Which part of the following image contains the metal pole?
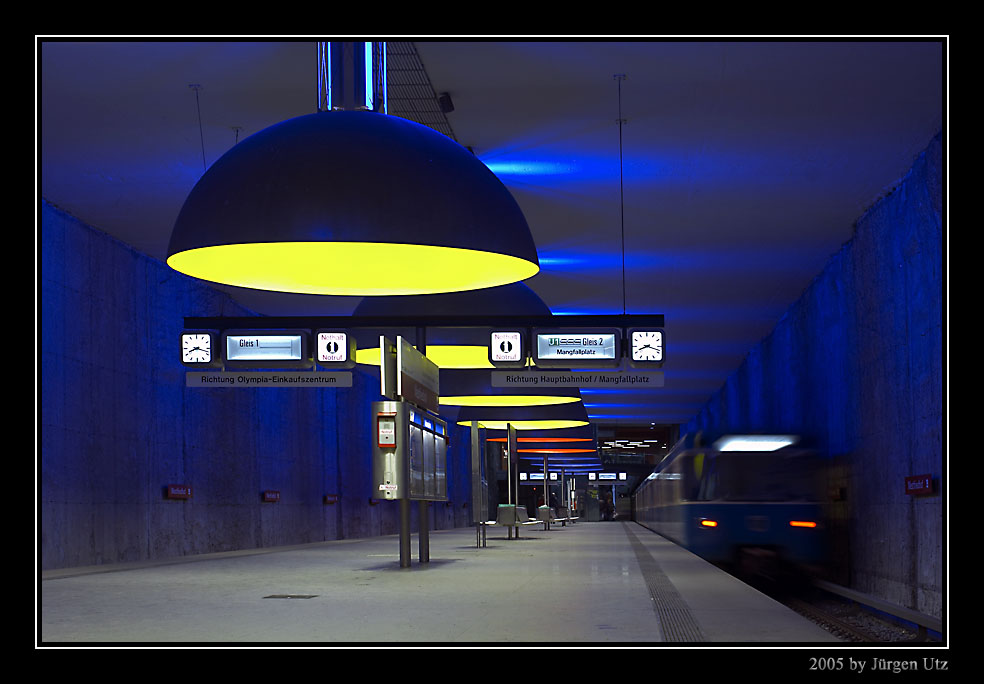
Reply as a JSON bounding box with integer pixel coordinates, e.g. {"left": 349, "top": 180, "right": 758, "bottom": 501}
{"left": 560, "top": 468, "right": 567, "bottom": 526}
{"left": 471, "top": 421, "right": 481, "bottom": 548}
{"left": 419, "top": 499, "right": 430, "bottom": 563}
{"left": 507, "top": 424, "right": 517, "bottom": 539}
{"left": 543, "top": 453, "right": 550, "bottom": 530}
{"left": 399, "top": 498, "right": 411, "bottom": 568}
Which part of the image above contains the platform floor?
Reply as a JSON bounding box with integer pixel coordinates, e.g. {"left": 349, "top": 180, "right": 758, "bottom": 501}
{"left": 39, "top": 521, "right": 840, "bottom": 645}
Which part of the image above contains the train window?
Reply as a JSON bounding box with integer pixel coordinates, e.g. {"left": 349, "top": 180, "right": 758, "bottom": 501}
{"left": 696, "top": 452, "right": 822, "bottom": 502}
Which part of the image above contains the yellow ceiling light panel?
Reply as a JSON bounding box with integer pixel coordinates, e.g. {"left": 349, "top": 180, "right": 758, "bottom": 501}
{"left": 456, "top": 419, "right": 589, "bottom": 431}
{"left": 355, "top": 345, "right": 494, "bottom": 369}
{"left": 166, "top": 243, "right": 539, "bottom": 297}
{"left": 440, "top": 395, "right": 580, "bottom": 407}
{"left": 356, "top": 347, "right": 382, "bottom": 366}
{"left": 423, "top": 345, "right": 494, "bottom": 369}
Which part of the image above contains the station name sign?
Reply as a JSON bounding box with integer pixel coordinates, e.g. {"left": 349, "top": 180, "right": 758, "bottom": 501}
{"left": 536, "top": 333, "right": 617, "bottom": 360}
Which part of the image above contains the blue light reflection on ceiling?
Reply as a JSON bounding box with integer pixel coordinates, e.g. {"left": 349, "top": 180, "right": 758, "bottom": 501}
{"left": 536, "top": 246, "right": 822, "bottom": 274}
{"left": 481, "top": 147, "right": 853, "bottom": 191}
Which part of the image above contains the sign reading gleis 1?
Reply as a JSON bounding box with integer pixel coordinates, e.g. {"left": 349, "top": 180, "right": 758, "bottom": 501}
{"left": 223, "top": 330, "right": 310, "bottom": 369}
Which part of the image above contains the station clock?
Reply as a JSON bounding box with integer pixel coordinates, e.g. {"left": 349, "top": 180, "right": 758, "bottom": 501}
{"left": 180, "top": 331, "right": 221, "bottom": 368}
{"left": 627, "top": 328, "right": 664, "bottom": 367}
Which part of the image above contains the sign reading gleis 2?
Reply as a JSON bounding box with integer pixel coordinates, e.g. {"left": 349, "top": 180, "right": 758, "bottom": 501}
{"left": 533, "top": 328, "right": 621, "bottom": 368}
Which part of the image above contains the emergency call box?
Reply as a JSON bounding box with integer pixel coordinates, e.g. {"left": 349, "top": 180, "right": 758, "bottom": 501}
{"left": 371, "top": 400, "right": 448, "bottom": 502}
{"left": 377, "top": 413, "right": 397, "bottom": 448}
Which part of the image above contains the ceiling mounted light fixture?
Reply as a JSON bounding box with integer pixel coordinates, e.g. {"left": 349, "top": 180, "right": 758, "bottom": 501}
{"left": 456, "top": 401, "right": 590, "bottom": 431}
{"left": 166, "top": 41, "right": 539, "bottom": 296}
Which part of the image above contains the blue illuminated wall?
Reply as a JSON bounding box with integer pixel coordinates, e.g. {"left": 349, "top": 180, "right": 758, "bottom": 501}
{"left": 683, "top": 133, "right": 944, "bottom": 618}
{"left": 40, "top": 200, "right": 473, "bottom": 569}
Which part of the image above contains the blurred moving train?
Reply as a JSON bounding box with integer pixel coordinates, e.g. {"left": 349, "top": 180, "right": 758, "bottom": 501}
{"left": 633, "top": 434, "right": 829, "bottom": 578}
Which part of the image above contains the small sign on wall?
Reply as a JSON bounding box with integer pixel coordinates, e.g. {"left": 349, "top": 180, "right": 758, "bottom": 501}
{"left": 262, "top": 490, "right": 281, "bottom": 503}
{"left": 165, "top": 484, "right": 193, "bottom": 499}
{"left": 904, "top": 474, "right": 934, "bottom": 496}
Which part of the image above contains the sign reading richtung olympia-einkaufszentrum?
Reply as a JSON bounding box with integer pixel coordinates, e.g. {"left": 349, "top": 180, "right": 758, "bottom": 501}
{"left": 186, "top": 372, "right": 353, "bottom": 387}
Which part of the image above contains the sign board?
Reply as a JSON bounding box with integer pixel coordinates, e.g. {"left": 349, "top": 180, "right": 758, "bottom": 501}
{"left": 489, "top": 330, "right": 526, "bottom": 368}
{"left": 533, "top": 329, "right": 620, "bottom": 367}
{"left": 905, "top": 474, "right": 934, "bottom": 496}
{"left": 491, "top": 370, "right": 663, "bottom": 388}
{"left": 165, "top": 484, "right": 193, "bottom": 499}
{"left": 315, "top": 330, "right": 356, "bottom": 368}
{"left": 396, "top": 336, "right": 440, "bottom": 413}
{"left": 186, "top": 372, "right": 352, "bottom": 387}
{"left": 222, "top": 330, "right": 311, "bottom": 369}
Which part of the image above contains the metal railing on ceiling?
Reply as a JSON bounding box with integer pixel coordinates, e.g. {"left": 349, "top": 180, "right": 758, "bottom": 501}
{"left": 385, "top": 42, "right": 457, "bottom": 142}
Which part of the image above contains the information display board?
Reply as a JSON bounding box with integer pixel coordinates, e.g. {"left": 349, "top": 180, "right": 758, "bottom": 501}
{"left": 532, "top": 328, "right": 621, "bottom": 368}
{"left": 396, "top": 336, "right": 440, "bottom": 413}
{"left": 221, "top": 329, "right": 312, "bottom": 369}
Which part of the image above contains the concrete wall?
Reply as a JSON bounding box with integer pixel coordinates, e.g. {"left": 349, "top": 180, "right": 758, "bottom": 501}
{"left": 40, "top": 200, "right": 474, "bottom": 570}
{"left": 684, "top": 132, "right": 944, "bottom": 619}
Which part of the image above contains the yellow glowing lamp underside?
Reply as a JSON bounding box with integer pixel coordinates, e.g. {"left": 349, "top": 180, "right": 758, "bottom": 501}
{"left": 166, "top": 242, "right": 539, "bottom": 296}
{"left": 440, "top": 395, "right": 580, "bottom": 407}
{"left": 354, "top": 347, "right": 575, "bottom": 407}
{"left": 457, "top": 419, "right": 589, "bottom": 431}
{"left": 357, "top": 345, "right": 536, "bottom": 370}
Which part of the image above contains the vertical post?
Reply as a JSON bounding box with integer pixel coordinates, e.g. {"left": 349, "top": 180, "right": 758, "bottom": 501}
{"left": 319, "top": 41, "right": 387, "bottom": 112}
{"left": 415, "top": 325, "right": 429, "bottom": 563}
{"left": 471, "top": 421, "right": 482, "bottom": 548}
{"left": 543, "top": 453, "right": 550, "bottom": 530}
{"left": 507, "top": 424, "right": 517, "bottom": 539}
{"left": 399, "top": 498, "right": 411, "bottom": 568}
{"left": 419, "top": 500, "right": 430, "bottom": 563}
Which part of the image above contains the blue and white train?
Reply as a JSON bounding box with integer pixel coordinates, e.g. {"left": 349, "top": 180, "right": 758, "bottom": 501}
{"left": 632, "top": 435, "right": 829, "bottom": 577}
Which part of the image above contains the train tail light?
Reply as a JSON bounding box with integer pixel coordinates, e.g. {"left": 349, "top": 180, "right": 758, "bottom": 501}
{"left": 789, "top": 520, "right": 818, "bottom": 528}
{"left": 698, "top": 518, "right": 718, "bottom": 528}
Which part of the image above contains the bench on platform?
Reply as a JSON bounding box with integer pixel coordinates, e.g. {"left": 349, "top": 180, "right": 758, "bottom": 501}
{"left": 484, "top": 504, "right": 541, "bottom": 537}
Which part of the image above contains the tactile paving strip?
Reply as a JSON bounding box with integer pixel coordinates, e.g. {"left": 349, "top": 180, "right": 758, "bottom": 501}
{"left": 622, "top": 523, "right": 707, "bottom": 642}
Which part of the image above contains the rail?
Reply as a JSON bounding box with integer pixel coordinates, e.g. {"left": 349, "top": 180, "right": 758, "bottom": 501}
{"left": 813, "top": 579, "right": 943, "bottom": 639}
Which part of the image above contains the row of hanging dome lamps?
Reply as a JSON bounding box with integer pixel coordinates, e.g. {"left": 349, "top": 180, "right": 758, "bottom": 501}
{"left": 165, "top": 42, "right": 598, "bottom": 473}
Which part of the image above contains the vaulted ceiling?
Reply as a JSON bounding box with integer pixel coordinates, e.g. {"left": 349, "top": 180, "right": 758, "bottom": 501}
{"left": 39, "top": 38, "right": 946, "bottom": 435}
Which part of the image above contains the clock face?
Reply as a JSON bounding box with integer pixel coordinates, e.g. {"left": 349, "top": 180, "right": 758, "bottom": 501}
{"left": 631, "top": 330, "right": 663, "bottom": 362}
{"left": 182, "top": 333, "right": 213, "bottom": 364}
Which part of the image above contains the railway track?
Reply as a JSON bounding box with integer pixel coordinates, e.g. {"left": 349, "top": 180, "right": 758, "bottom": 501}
{"left": 769, "top": 583, "right": 941, "bottom": 643}
{"left": 784, "top": 595, "right": 896, "bottom": 642}
{"left": 732, "top": 568, "right": 940, "bottom": 643}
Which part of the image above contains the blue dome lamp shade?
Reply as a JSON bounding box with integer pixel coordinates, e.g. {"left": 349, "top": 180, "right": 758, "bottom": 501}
{"left": 166, "top": 43, "right": 540, "bottom": 296}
